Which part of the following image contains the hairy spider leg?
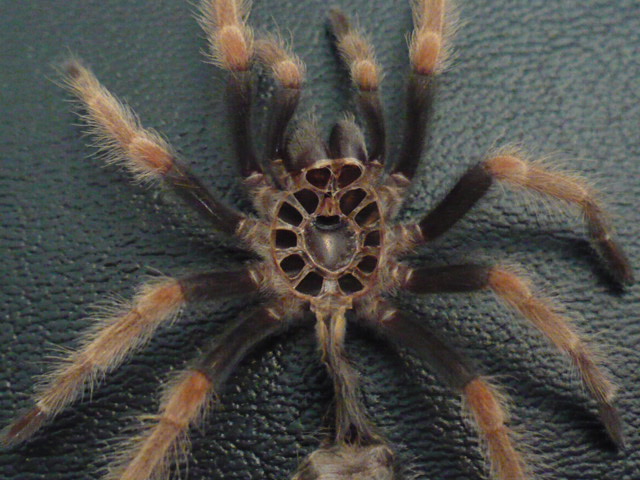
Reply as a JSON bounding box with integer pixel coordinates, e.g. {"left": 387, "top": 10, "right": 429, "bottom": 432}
{"left": 255, "top": 36, "right": 306, "bottom": 170}
{"left": 392, "top": 0, "right": 449, "bottom": 180}
{"left": 413, "top": 152, "right": 633, "bottom": 284}
{"left": 1, "top": 270, "right": 259, "bottom": 447}
{"left": 329, "top": 8, "right": 386, "bottom": 163}
{"left": 4, "top": 2, "right": 633, "bottom": 480}
{"left": 363, "top": 306, "right": 529, "bottom": 480}
{"left": 60, "top": 60, "right": 245, "bottom": 235}
{"left": 293, "top": 322, "right": 398, "bottom": 480}
{"left": 403, "top": 264, "right": 623, "bottom": 447}
{"left": 106, "top": 307, "right": 290, "bottom": 480}
{"left": 199, "top": 0, "right": 261, "bottom": 178}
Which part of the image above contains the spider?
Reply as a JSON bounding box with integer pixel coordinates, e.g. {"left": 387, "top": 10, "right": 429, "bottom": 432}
{"left": 2, "top": 0, "right": 634, "bottom": 479}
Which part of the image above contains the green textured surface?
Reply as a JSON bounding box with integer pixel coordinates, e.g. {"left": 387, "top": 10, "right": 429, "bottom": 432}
{"left": 1, "top": 1, "right": 639, "bottom": 479}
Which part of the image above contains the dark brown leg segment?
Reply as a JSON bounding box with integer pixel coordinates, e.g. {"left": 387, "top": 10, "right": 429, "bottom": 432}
{"left": 415, "top": 154, "right": 633, "bottom": 285}
{"left": 106, "top": 307, "right": 288, "bottom": 480}
{"left": 200, "top": 0, "right": 261, "bottom": 178}
{"left": 255, "top": 36, "right": 305, "bottom": 168}
{"left": 2, "top": 269, "right": 260, "bottom": 447}
{"left": 392, "top": 0, "right": 448, "bottom": 180}
{"left": 403, "top": 263, "right": 623, "bottom": 447}
{"left": 417, "top": 163, "right": 493, "bottom": 241}
{"left": 329, "top": 8, "right": 386, "bottom": 162}
{"left": 361, "top": 308, "right": 528, "bottom": 480}
{"left": 393, "top": 74, "right": 437, "bottom": 180}
{"left": 166, "top": 164, "right": 247, "bottom": 235}
{"left": 403, "top": 263, "right": 492, "bottom": 293}
{"left": 225, "top": 72, "right": 260, "bottom": 177}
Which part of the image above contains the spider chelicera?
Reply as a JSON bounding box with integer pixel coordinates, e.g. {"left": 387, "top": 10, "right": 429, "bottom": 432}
{"left": 3, "top": 1, "right": 633, "bottom": 479}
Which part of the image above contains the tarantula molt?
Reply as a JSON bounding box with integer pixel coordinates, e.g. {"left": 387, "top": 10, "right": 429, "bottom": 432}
{"left": 3, "top": 1, "right": 634, "bottom": 480}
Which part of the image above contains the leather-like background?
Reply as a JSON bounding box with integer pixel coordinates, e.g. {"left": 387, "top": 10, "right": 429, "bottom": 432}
{"left": 1, "top": 1, "right": 639, "bottom": 479}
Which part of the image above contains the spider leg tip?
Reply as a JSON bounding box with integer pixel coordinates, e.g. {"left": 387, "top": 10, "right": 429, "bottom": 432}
{"left": 327, "top": 7, "right": 350, "bottom": 35}
{"left": 602, "top": 247, "right": 634, "bottom": 286}
{"left": 604, "top": 266, "right": 634, "bottom": 291}
{"left": 59, "top": 58, "right": 84, "bottom": 79}
{"left": 1, "top": 406, "right": 48, "bottom": 448}
{"left": 617, "top": 267, "right": 634, "bottom": 287}
{"left": 598, "top": 403, "right": 625, "bottom": 450}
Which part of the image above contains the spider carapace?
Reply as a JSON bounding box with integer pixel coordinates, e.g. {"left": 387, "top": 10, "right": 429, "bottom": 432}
{"left": 3, "top": 0, "right": 633, "bottom": 480}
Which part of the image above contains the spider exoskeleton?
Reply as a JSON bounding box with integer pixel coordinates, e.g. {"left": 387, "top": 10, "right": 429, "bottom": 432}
{"left": 2, "top": 1, "right": 633, "bottom": 480}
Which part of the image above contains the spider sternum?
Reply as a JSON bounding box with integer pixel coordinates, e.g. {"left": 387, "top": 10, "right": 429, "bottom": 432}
{"left": 267, "top": 158, "right": 385, "bottom": 300}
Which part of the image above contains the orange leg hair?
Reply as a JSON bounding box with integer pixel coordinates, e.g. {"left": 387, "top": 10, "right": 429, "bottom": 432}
{"left": 403, "top": 263, "right": 624, "bottom": 447}
{"left": 107, "top": 370, "right": 214, "bottom": 480}
{"left": 106, "top": 307, "right": 287, "bottom": 480}
{"left": 62, "top": 60, "right": 177, "bottom": 183}
{"left": 255, "top": 35, "right": 305, "bottom": 91}
{"left": 2, "top": 278, "right": 185, "bottom": 447}
{"left": 329, "top": 7, "right": 386, "bottom": 161}
{"left": 464, "top": 379, "right": 528, "bottom": 480}
{"left": 392, "top": 0, "right": 451, "bottom": 179}
{"left": 487, "top": 266, "right": 622, "bottom": 446}
{"left": 416, "top": 152, "right": 633, "bottom": 285}
{"left": 329, "top": 8, "right": 381, "bottom": 93}
{"left": 484, "top": 153, "right": 633, "bottom": 284}
{"left": 409, "top": 0, "right": 448, "bottom": 75}
{"left": 363, "top": 306, "right": 529, "bottom": 480}
{"left": 2, "top": 270, "right": 260, "bottom": 447}
{"left": 199, "top": 0, "right": 253, "bottom": 74}
{"left": 255, "top": 35, "right": 306, "bottom": 169}
{"left": 62, "top": 60, "right": 245, "bottom": 234}
{"left": 199, "top": 0, "right": 265, "bottom": 177}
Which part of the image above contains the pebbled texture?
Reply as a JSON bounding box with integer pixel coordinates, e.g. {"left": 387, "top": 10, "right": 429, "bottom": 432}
{"left": 1, "top": 1, "right": 639, "bottom": 479}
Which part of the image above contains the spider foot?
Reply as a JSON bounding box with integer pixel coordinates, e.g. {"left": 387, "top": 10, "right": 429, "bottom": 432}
{"left": 1, "top": 405, "right": 48, "bottom": 448}
{"left": 599, "top": 403, "right": 625, "bottom": 450}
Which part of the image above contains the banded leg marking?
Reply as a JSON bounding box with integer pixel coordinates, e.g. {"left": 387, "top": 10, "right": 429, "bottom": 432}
{"left": 329, "top": 8, "right": 386, "bottom": 162}
{"left": 362, "top": 307, "right": 529, "bottom": 480}
{"left": 106, "top": 307, "right": 288, "bottom": 480}
{"left": 404, "top": 263, "right": 623, "bottom": 447}
{"left": 200, "top": 0, "right": 261, "bottom": 177}
{"left": 2, "top": 269, "right": 259, "bottom": 447}
{"left": 414, "top": 154, "right": 632, "bottom": 284}
{"left": 393, "top": 0, "right": 450, "bottom": 180}
{"left": 62, "top": 60, "right": 245, "bottom": 235}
